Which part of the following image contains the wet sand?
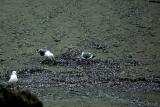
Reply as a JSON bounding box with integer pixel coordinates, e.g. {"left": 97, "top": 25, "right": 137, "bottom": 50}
{"left": 0, "top": 0, "right": 160, "bottom": 107}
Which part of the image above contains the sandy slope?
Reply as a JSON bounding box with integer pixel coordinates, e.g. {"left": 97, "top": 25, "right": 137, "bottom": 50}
{"left": 0, "top": 0, "right": 160, "bottom": 71}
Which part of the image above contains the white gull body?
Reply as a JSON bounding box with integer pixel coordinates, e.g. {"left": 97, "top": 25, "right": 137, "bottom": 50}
{"left": 37, "top": 49, "right": 54, "bottom": 60}
{"left": 8, "top": 71, "right": 18, "bottom": 84}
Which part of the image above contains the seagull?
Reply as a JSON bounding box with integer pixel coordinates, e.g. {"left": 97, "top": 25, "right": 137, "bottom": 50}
{"left": 37, "top": 48, "right": 54, "bottom": 61}
{"left": 80, "top": 51, "right": 95, "bottom": 60}
{"left": 8, "top": 71, "right": 18, "bottom": 90}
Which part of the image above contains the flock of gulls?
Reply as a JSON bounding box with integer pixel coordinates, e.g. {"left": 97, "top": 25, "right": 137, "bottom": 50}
{"left": 7, "top": 48, "right": 95, "bottom": 90}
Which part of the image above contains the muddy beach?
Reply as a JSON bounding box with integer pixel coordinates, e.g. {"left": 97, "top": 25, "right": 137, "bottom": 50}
{"left": 0, "top": 0, "right": 160, "bottom": 107}
{"left": 1, "top": 48, "right": 160, "bottom": 106}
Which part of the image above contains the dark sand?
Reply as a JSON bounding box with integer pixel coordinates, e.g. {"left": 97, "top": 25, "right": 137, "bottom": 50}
{"left": 0, "top": 0, "right": 160, "bottom": 107}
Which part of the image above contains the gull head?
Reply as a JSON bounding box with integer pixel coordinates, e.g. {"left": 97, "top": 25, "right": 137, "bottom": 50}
{"left": 12, "top": 71, "right": 17, "bottom": 75}
{"left": 37, "top": 48, "right": 47, "bottom": 56}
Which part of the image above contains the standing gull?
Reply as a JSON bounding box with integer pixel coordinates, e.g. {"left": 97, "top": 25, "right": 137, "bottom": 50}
{"left": 8, "top": 71, "right": 18, "bottom": 90}
{"left": 80, "top": 51, "right": 95, "bottom": 60}
{"left": 37, "top": 48, "right": 54, "bottom": 61}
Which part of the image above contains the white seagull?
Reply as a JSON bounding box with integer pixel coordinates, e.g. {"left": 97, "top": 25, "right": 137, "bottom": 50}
{"left": 80, "top": 51, "right": 95, "bottom": 60}
{"left": 37, "top": 48, "right": 54, "bottom": 60}
{"left": 8, "top": 71, "right": 18, "bottom": 90}
{"left": 8, "top": 71, "right": 18, "bottom": 83}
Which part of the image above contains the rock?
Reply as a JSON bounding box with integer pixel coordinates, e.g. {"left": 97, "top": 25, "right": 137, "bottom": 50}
{"left": 54, "top": 39, "right": 61, "bottom": 42}
{"left": 0, "top": 59, "right": 5, "bottom": 62}
{"left": 112, "top": 43, "right": 120, "bottom": 47}
{"left": 127, "top": 54, "right": 133, "bottom": 58}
